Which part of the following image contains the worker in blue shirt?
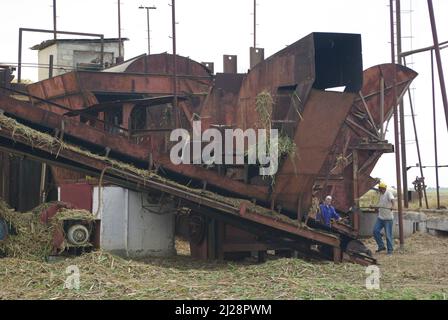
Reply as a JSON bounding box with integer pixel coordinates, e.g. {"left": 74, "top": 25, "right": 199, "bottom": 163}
{"left": 316, "top": 195, "right": 341, "bottom": 227}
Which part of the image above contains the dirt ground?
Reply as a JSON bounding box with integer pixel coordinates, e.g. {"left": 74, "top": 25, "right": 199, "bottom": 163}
{"left": 0, "top": 232, "right": 447, "bottom": 300}
{"left": 363, "top": 233, "right": 448, "bottom": 297}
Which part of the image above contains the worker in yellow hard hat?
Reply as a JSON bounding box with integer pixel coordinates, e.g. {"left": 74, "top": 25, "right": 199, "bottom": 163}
{"left": 371, "top": 182, "right": 395, "bottom": 255}
{"left": 378, "top": 182, "right": 387, "bottom": 189}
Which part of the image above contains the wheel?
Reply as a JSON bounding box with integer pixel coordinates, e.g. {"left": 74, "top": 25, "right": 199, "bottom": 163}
{"left": 66, "top": 224, "right": 90, "bottom": 246}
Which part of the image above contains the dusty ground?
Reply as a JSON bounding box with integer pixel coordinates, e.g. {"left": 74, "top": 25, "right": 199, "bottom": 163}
{"left": 0, "top": 233, "right": 447, "bottom": 300}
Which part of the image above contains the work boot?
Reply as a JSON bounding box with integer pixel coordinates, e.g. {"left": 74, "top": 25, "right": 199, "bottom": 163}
{"left": 375, "top": 247, "right": 386, "bottom": 253}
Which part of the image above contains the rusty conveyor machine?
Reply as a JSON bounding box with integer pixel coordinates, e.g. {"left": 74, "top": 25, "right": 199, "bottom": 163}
{"left": 0, "top": 92, "right": 372, "bottom": 265}
{"left": 0, "top": 32, "right": 418, "bottom": 265}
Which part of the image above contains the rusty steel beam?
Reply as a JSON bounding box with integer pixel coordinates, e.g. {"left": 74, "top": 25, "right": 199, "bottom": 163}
{"left": 0, "top": 94, "right": 148, "bottom": 162}
{"left": 390, "top": 0, "right": 405, "bottom": 247}
{"left": 239, "top": 203, "right": 340, "bottom": 247}
{"left": 171, "top": 0, "right": 179, "bottom": 128}
{"left": 28, "top": 71, "right": 211, "bottom": 98}
{"left": 332, "top": 221, "right": 358, "bottom": 238}
{"left": 157, "top": 155, "right": 270, "bottom": 202}
{"left": 402, "top": 56, "right": 429, "bottom": 209}
{"left": 253, "top": 0, "right": 257, "bottom": 48}
{"left": 400, "top": 40, "right": 448, "bottom": 58}
{"left": 358, "top": 91, "right": 380, "bottom": 136}
{"left": 2, "top": 86, "right": 128, "bottom": 133}
{"left": 396, "top": 0, "right": 409, "bottom": 208}
{"left": 431, "top": 50, "right": 441, "bottom": 209}
{"left": 427, "top": 0, "right": 448, "bottom": 134}
{"left": 345, "top": 118, "right": 382, "bottom": 141}
{"left": 380, "top": 77, "right": 385, "bottom": 139}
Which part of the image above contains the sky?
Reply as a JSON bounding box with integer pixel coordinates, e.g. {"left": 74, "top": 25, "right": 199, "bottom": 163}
{"left": 0, "top": 0, "right": 447, "bottom": 188}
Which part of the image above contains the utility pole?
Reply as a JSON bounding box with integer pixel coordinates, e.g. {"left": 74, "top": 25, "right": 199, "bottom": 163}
{"left": 396, "top": 0, "right": 409, "bottom": 208}
{"left": 139, "top": 5, "right": 157, "bottom": 55}
{"left": 171, "top": 0, "right": 178, "bottom": 122}
{"left": 118, "top": 0, "right": 122, "bottom": 59}
{"left": 390, "top": 0, "right": 404, "bottom": 248}
{"left": 253, "top": 0, "right": 256, "bottom": 48}
{"left": 53, "top": 0, "right": 57, "bottom": 40}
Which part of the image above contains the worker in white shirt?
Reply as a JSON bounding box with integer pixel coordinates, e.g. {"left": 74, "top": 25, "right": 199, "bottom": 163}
{"left": 371, "top": 182, "right": 395, "bottom": 255}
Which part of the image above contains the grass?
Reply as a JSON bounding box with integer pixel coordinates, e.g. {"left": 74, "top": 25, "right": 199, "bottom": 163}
{"left": 0, "top": 233, "right": 447, "bottom": 300}
{"left": 254, "top": 90, "right": 297, "bottom": 158}
{"left": 360, "top": 189, "right": 448, "bottom": 210}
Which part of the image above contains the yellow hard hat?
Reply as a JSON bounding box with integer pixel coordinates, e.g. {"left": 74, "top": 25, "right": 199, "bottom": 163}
{"left": 378, "top": 182, "right": 387, "bottom": 189}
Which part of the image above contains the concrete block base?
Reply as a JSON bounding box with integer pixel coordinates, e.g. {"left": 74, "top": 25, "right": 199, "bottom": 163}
{"left": 93, "top": 186, "right": 176, "bottom": 259}
{"left": 359, "top": 211, "right": 416, "bottom": 238}
{"left": 426, "top": 218, "right": 448, "bottom": 233}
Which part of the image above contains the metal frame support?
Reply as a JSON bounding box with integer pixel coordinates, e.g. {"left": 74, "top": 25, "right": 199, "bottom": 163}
{"left": 390, "top": 0, "right": 405, "bottom": 248}
{"left": 17, "top": 28, "right": 105, "bottom": 83}
{"left": 396, "top": 0, "right": 409, "bottom": 208}
{"left": 427, "top": 0, "right": 448, "bottom": 134}
{"left": 48, "top": 55, "right": 54, "bottom": 78}
{"left": 380, "top": 77, "right": 385, "bottom": 139}
{"left": 431, "top": 50, "right": 441, "bottom": 209}
{"left": 253, "top": 0, "right": 257, "bottom": 48}
{"left": 403, "top": 55, "right": 429, "bottom": 209}
{"left": 171, "top": 0, "right": 178, "bottom": 126}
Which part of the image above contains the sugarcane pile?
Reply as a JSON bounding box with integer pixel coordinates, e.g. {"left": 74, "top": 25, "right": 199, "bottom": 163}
{"left": 0, "top": 199, "right": 95, "bottom": 261}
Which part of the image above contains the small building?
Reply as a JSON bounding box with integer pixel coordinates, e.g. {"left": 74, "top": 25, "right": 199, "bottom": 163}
{"left": 31, "top": 38, "right": 127, "bottom": 81}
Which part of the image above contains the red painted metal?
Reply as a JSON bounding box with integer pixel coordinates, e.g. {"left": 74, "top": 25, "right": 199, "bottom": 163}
{"left": 59, "top": 183, "right": 94, "bottom": 211}
{"left": 40, "top": 202, "right": 75, "bottom": 224}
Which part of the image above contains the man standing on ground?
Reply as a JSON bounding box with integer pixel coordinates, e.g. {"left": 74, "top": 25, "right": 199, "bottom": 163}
{"left": 372, "top": 182, "right": 395, "bottom": 255}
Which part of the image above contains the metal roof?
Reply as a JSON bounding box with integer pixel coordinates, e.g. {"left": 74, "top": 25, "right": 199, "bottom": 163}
{"left": 30, "top": 38, "right": 129, "bottom": 50}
